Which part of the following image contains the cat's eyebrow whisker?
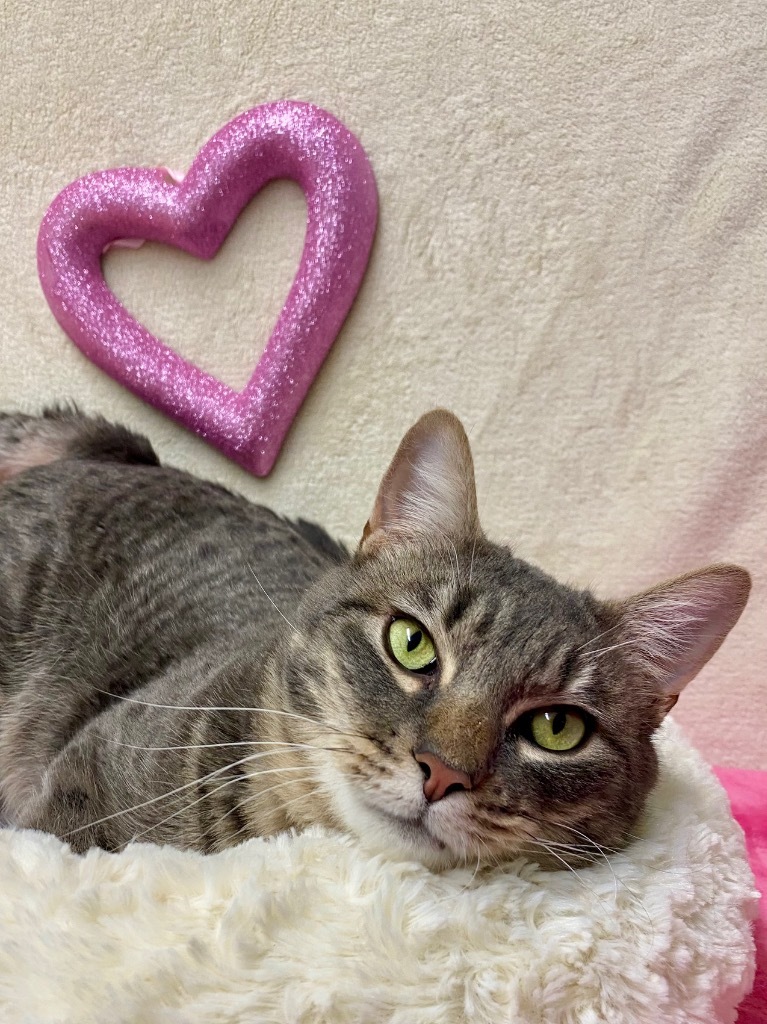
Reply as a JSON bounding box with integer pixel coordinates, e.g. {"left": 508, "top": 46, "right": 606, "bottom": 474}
{"left": 447, "top": 537, "right": 461, "bottom": 591}
{"left": 584, "top": 638, "right": 642, "bottom": 660}
{"left": 575, "top": 622, "right": 624, "bottom": 653}
{"left": 468, "top": 536, "right": 477, "bottom": 589}
{"left": 247, "top": 563, "right": 299, "bottom": 634}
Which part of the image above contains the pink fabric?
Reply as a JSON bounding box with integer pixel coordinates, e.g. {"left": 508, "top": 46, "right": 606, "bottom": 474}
{"left": 714, "top": 767, "right": 767, "bottom": 1024}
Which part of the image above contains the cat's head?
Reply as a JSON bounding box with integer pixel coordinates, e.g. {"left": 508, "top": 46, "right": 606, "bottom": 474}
{"left": 287, "top": 410, "right": 750, "bottom": 869}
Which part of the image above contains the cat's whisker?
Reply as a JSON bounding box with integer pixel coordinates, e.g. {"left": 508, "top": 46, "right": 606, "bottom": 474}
{"left": 531, "top": 837, "right": 623, "bottom": 857}
{"left": 107, "top": 738, "right": 354, "bottom": 755}
{"left": 222, "top": 784, "right": 322, "bottom": 847}
{"left": 121, "top": 771, "right": 315, "bottom": 850}
{"left": 522, "top": 839, "right": 605, "bottom": 902}
{"left": 613, "top": 828, "right": 647, "bottom": 844}
{"left": 61, "top": 749, "right": 305, "bottom": 839}
{"left": 261, "top": 782, "right": 322, "bottom": 821}
{"left": 542, "top": 838, "right": 656, "bottom": 937}
{"left": 484, "top": 832, "right": 510, "bottom": 866}
{"left": 202, "top": 782, "right": 320, "bottom": 851}
{"left": 247, "top": 563, "right": 299, "bottom": 634}
{"left": 466, "top": 835, "right": 492, "bottom": 879}
{"left": 434, "top": 842, "right": 484, "bottom": 906}
{"left": 195, "top": 775, "right": 314, "bottom": 844}
{"left": 97, "top": 690, "right": 366, "bottom": 739}
{"left": 469, "top": 816, "right": 532, "bottom": 868}
{"left": 538, "top": 837, "right": 620, "bottom": 898}
{"left": 514, "top": 811, "right": 622, "bottom": 896}
{"left": 546, "top": 819, "right": 622, "bottom": 855}
{"left": 520, "top": 816, "right": 656, "bottom": 930}
{"left": 473, "top": 834, "right": 503, "bottom": 871}
{"left": 97, "top": 689, "right": 316, "bottom": 720}
{"left": 519, "top": 813, "right": 619, "bottom": 878}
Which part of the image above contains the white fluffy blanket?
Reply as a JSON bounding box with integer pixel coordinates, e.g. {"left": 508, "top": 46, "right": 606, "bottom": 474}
{"left": 0, "top": 723, "right": 756, "bottom": 1024}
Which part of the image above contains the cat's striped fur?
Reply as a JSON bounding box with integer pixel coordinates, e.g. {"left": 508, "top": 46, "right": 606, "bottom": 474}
{"left": 0, "top": 408, "right": 750, "bottom": 869}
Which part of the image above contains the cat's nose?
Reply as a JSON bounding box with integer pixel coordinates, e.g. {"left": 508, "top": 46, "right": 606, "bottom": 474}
{"left": 414, "top": 750, "right": 473, "bottom": 803}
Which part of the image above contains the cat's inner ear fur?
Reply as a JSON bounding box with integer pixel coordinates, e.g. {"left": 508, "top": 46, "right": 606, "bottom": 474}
{"left": 360, "top": 409, "right": 482, "bottom": 553}
{"left": 610, "top": 564, "right": 751, "bottom": 713}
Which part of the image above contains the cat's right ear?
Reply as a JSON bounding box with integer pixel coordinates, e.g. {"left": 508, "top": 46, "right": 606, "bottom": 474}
{"left": 359, "top": 409, "right": 482, "bottom": 554}
{"left": 609, "top": 563, "right": 751, "bottom": 714}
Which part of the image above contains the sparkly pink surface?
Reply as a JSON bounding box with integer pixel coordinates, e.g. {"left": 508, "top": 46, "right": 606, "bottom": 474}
{"left": 714, "top": 767, "right": 767, "bottom": 1024}
{"left": 37, "top": 102, "right": 378, "bottom": 475}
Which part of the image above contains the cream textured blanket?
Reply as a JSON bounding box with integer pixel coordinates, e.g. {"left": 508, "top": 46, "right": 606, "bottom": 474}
{"left": 0, "top": 724, "right": 757, "bottom": 1024}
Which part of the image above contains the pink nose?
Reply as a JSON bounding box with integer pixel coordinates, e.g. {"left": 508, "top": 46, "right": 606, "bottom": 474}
{"left": 414, "top": 750, "right": 473, "bottom": 803}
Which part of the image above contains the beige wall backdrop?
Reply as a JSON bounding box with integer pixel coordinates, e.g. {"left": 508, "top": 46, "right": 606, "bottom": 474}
{"left": 1, "top": 1, "right": 765, "bottom": 768}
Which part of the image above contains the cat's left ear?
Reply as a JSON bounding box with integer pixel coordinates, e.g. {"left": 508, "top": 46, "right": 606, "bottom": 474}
{"left": 610, "top": 564, "right": 751, "bottom": 713}
{"left": 359, "top": 409, "right": 482, "bottom": 553}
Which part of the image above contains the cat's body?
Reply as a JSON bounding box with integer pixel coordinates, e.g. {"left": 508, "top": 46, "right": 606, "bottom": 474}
{"left": 0, "top": 408, "right": 751, "bottom": 869}
{"left": 0, "top": 438, "right": 344, "bottom": 852}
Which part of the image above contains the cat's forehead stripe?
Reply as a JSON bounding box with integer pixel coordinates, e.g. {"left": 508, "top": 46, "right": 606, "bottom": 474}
{"left": 560, "top": 660, "right": 596, "bottom": 698}
{"left": 442, "top": 590, "right": 472, "bottom": 630}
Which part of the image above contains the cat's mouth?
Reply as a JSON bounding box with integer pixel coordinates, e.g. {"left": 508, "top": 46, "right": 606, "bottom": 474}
{"left": 377, "top": 806, "right": 449, "bottom": 852}
{"left": 381, "top": 807, "right": 437, "bottom": 836}
{"left": 357, "top": 796, "right": 465, "bottom": 860}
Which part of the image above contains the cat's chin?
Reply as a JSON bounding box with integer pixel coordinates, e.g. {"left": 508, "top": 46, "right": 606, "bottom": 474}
{"left": 361, "top": 810, "right": 465, "bottom": 871}
{"left": 373, "top": 808, "right": 458, "bottom": 867}
{"left": 331, "top": 782, "right": 478, "bottom": 871}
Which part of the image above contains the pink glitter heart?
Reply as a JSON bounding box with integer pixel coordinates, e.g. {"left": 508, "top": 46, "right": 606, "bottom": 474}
{"left": 37, "top": 102, "right": 378, "bottom": 475}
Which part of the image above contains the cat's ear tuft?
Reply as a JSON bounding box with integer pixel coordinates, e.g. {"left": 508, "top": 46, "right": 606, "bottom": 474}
{"left": 360, "top": 409, "right": 482, "bottom": 553}
{"left": 612, "top": 564, "right": 751, "bottom": 711}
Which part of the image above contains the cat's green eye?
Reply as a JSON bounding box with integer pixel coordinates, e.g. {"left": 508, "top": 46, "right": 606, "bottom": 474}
{"left": 387, "top": 617, "right": 437, "bottom": 673}
{"left": 529, "top": 707, "right": 587, "bottom": 752}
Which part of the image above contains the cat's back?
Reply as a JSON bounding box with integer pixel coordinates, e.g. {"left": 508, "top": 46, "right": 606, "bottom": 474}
{"left": 0, "top": 412, "right": 347, "bottom": 676}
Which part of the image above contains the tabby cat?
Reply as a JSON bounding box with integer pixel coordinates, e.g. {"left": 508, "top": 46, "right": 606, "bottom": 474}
{"left": 0, "top": 407, "right": 750, "bottom": 870}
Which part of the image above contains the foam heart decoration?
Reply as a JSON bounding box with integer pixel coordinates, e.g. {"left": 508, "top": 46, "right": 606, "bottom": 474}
{"left": 37, "top": 102, "right": 378, "bottom": 475}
